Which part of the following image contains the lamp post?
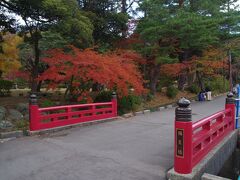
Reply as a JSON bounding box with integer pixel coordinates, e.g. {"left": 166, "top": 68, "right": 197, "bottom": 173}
{"left": 228, "top": 49, "right": 233, "bottom": 91}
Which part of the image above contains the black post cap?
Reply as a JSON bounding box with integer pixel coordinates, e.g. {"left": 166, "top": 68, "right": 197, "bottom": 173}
{"left": 176, "top": 97, "right": 192, "bottom": 122}
{"left": 29, "top": 94, "right": 38, "bottom": 105}
{"left": 226, "top": 92, "right": 235, "bottom": 104}
{"left": 227, "top": 92, "right": 233, "bottom": 98}
{"left": 177, "top": 97, "right": 191, "bottom": 108}
{"left": 112, "top": 92, "right": 117, "bottom": 99}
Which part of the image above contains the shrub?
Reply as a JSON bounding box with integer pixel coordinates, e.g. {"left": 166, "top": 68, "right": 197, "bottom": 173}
{"left": 187, "top": 84, "right": 200, "bottom": 94}
{"left": 118, "top": 95, "right": 142, "bottom": 114}
{"left": 205, "top": 86, "right": 211, "bottom": 92}
{"left": 205, "top": 77, "right": 229, "bottom": 93}
{"left": 94, "top": 91, "right": 113, "bottom": 102}
{"left": 166, "top": 86, "right": 178, "bottom": 98}
{"left": 15, "top": 78, "right": 28, "bottom": 89}
{"left": 144, "top": 92, "right": 154, "bottom": 101}
{"left": 41, "top": 99, "right": 55, "bottom": 107}
{"left": 0, "top": 79, "right": 13, "bottom": 96}
{"left": 158, "top": 77, "right": 174, "bottom": 87}
{"left": 15, "top": 120, "right": 29, "bottom": 131}
{"left": 156, "top": 84, "right": 162, "bottom": 92}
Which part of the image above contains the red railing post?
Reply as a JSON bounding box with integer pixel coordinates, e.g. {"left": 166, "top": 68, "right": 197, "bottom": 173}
{"left": 174, "top": 97, "right": 193, "bottom": 174}
{"left": 225, "top": 92, "right": 235, "bottom": 130}
{"left": 29, "top": 94, "right": 40, "bottom": 131}
{"left": 112, "top": 92, "right": 117, "bottom": 117}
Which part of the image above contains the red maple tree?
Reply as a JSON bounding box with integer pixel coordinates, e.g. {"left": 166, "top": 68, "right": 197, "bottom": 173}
{"left": 39, "top": 46, "right": 146, "bottom": 101}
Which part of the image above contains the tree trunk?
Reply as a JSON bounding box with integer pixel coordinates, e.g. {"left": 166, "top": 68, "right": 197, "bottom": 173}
{"left": 187, "top": 72, "right": 196, "bottom": 86}
{"left": 121, "top": 0, "right": 126, "bottom": 13}
{"left": 31, "top": 66, "right": 39, "bottom": 93}
{"left": 37, "top": 80, "right": 42, "bottom": 92}
{"left": 228, "top": 49, "right": 232, "bottom": 91}
{"left": 179, "top": 0, "right": 184, "bottom": 7}
{"left": 121, "top": 0, "right": 127, "bottom": 38}
{"left": 31, "top": 31, "right": 40, "bottom": 93}
{"left": 149, "top": 64, "right": 160, "bottom": 95}
{"left": 64, "top": 75, "right": 74, "bottom": 101}
{"left": 178, "top": 50, "right": 192, "bottom": 90}
{"left": 178, "top": 73, "right": 187, "bottom": 90}
{"left": 196, "top": 70, "right": 204, "bottom": 91}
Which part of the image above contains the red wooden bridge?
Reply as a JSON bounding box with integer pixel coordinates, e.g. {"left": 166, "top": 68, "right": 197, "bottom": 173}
{"left": 0, "top": 93, "right": 238, "bottom": 180}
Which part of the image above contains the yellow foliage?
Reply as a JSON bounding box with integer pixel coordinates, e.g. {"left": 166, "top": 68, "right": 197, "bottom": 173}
{"left": 0, "top": 32, "right": 23, "bottom": 75}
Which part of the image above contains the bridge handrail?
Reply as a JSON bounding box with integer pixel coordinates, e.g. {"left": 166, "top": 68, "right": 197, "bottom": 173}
{"left": 191, "top": 108, "right": 233, "bottom": 167}
{"left": 236, "top": 84, "right": 240, "bottom": 128}
{"left": 29, "top": 94, "right": 118, "bottom": 131}
{"left": 39, "top": 102, "right": 112, "bottom": 111}
{"left": 192, "top": 109, "right": 230, "bottom": 130}
{"left": 174, "top": 94, "right": 235, "bottom": 174}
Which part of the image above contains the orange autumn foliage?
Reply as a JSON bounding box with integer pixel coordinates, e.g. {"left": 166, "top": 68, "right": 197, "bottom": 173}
{"left": 193, "top": 48, "right": 228, "bottom": 76}
{"left": 116, "top": 33, "right": 144, "bottom": 50}
{"left": 161, "top": 63, "right": 186, "bottom": 77}
{"left": 39, "top": 46, "right": 146, "bottom": 100}
{"left": 161, "top": 48, "right": 228, "bottom": 78}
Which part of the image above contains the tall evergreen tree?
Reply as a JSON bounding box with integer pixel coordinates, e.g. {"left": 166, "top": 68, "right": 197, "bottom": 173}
{"left": 78, "top": 0, "right": 128, "bottom": 46}
{"left": 136, "top": 0, "right": 240, "bottom": 93}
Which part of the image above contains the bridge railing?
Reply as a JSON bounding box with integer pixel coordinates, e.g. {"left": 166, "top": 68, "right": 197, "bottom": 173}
{"left": 235, "top": 84, "right": 240, "bottom": 129}
{"left": 174, "top": 93, "right": 235, "bottom": 174}
{"left": 29, "top": 93, "right": 117, "bottom": 131}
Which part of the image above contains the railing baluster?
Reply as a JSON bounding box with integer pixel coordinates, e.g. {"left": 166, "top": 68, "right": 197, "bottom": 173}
{"left": 67, "top": 107, "right": 71, "bottom": 120}
{"left": 92, "top": 104, "right": 95, "bottom": 116}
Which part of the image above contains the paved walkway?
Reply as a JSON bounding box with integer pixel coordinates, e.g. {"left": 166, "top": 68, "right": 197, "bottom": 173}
{"left": 0, "top": 96, "right": 226, "bottom": 180}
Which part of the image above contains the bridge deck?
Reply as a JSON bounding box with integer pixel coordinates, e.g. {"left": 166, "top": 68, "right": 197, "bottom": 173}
{"left": 0, "top": 96, "right": 226, "bottom": 180}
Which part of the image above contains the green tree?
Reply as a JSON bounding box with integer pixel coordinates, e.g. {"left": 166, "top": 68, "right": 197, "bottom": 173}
{"left": 218, "top": 0, "right": 240, "bottom": 89}
{"left": 18, "top": 31, "right": 68, "bottom": 90}
{"left": 0, "top": 0, "right": 93, "bottom": 92}
{"left": 78, "top": 0, "right": 128, "bottom": 46}
{"left": 136, "top": 0, "right": 240, "bottom": 93}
